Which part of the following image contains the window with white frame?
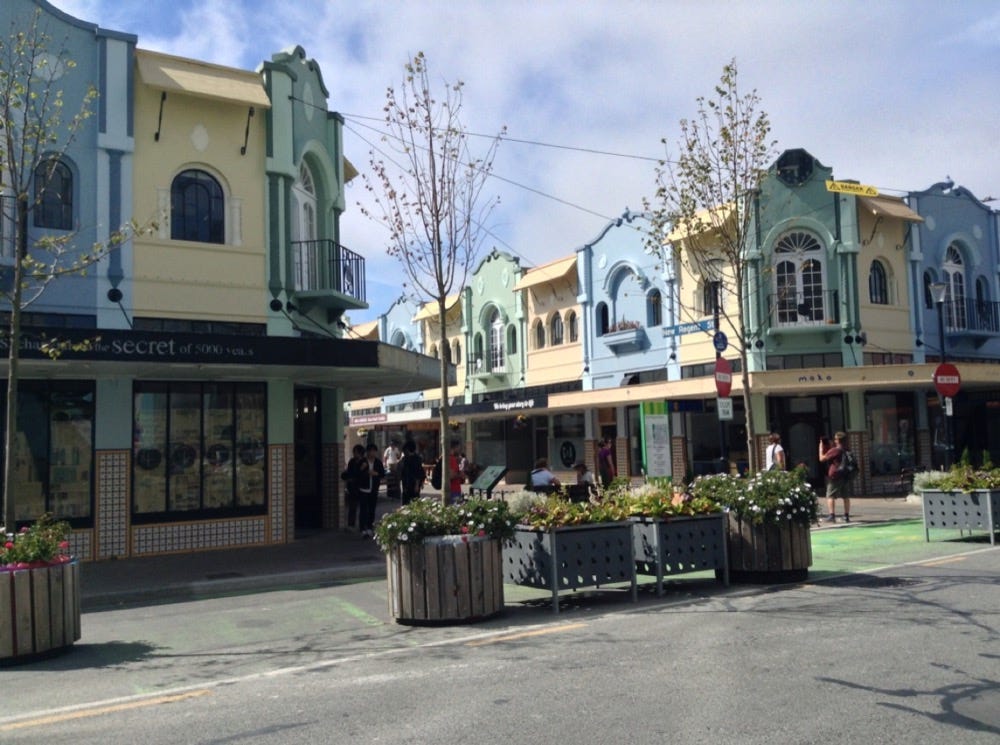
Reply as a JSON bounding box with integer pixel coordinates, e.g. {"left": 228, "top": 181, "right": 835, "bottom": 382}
{"left": 489, "top": 310, "right": 505, "bottom": 372}
{"left": 942, "top": 243, "right": 966, "bottom": 329}
{"left": 773, "top": 230, "right": 826, "bottom": 325}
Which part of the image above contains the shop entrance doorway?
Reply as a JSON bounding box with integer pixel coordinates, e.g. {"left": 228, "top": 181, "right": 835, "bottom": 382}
{"left": 294, "top": 388, "right": 322, "bottom": 530}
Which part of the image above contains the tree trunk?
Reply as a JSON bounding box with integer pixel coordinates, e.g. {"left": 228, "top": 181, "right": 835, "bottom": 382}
{"left": 3, "top": 199, "right": 28, "bottom": 529}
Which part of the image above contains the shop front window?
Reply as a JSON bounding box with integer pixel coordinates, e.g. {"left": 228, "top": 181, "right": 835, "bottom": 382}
{"left": 133, "top": 381, "right": 266, "bottom": 520}
{"left": 4, "top": 382, "right": 94, "bottom": 524}
{"left": 866, "top": 393, "right": 914, "bottom": 475}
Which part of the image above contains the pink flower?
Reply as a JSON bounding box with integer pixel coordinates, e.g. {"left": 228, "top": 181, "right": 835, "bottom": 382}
{"left": 477, "top": 529, "right": 486, "bottom": 537}
{"left": 4, "top": 541, "right": 12, "bottom": 550}
{"left": 59, "top": 541, "right": 69, "bottom": 549}
{"left": 460, "top": 525, "right": 469, "bottom": 534}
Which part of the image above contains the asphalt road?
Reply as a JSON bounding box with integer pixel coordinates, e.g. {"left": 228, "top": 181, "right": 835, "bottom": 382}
{"left": 2, "top": 538, "right": 998, "bottom": 744}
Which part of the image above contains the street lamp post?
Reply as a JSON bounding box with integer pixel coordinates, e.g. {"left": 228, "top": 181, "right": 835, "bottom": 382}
{"left": 929, "top": 282, "right": 952, "bottom": 469}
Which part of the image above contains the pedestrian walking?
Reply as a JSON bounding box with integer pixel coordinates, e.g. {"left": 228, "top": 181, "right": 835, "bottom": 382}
{"left": 765, "top": 432, "right": 786, "bottom": 471}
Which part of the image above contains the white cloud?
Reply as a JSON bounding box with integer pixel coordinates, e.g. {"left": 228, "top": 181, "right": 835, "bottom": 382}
{"left": 49, "top": 0, "right": 1000, "bottom": 322}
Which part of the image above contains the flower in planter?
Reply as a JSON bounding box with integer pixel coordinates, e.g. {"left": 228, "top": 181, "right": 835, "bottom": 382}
{"left": 688, "top": 468, "right": 818, "bottom": 525}
{"left": 374, "top": 496, "right": 516, "bottom": 550}
{"left": 623, "top": 481, "right": 720, "bottom": 519}
{"left": 512, "top": 493, "right": 633, "bottom": 530}
{"left": 1, "top": 513, "right": 72, "bottom": 570}
{"left": 608, "top": 319, "right": 642, "bottom": 332}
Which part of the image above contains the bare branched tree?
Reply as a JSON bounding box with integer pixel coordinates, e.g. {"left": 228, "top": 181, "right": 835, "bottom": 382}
{"left": 646, "top": 59, "right": 777, "bottom": 473}
{"left": 360, "top": 52, "right": 504, "bottom": 501}
{"left": 1, "top": 9, "right": 143, "bottom": 528}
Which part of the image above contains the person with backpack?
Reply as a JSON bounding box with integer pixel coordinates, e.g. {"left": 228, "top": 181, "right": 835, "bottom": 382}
{"left": 819, "top": 431, "right": 854, "bottom": 523}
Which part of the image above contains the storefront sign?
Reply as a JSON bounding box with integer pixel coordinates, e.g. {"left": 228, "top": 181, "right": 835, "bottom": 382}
{"left": 450, "top": 394, "right": 548, "bottom": 416}
{"left": 8, "top": 327, "right": 379, "bottom": 368}
{"left": 350, "top": 414, "right": 388, "bottom": 426}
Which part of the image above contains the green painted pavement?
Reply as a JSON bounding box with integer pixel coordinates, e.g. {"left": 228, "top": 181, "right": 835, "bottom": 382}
{"left": 808, "top": 519, "right": 995, "bottom": 580}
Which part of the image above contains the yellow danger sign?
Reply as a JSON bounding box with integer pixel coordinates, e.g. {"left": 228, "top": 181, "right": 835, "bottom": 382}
{"left": 825, "top": 180, "right": 879, "bottom": 197}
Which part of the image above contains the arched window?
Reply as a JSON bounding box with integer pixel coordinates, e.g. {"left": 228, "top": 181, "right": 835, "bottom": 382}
{"left": 923, "top": 271, "right": 934, "bottom": 310}
{"left": 34, "top": 158, "right": 73, "bottom": 230}
{"left": 773, "top": 230, "right": 826, "bottom": 325}
{"left": 647, "top": 290, "right": 662, "bottom": 326}
{"left": 534, "top": 319, "right": 545, "bottom": 349}
{"left": 390, "top": 330, "right": 407, "bottom": 348}
{"left": 596, "top": 302, "right": 609, "bottom": 336}
{"left": 171, "top": 169, "right": 224, "bottom": 243}
{"left": 429, "top": 344, "right": 439, "bottom": 359}
{"left": 868, "top": 260, "right": 889, "bottom": 305}
{"left": 507, "top": 325, "right": 518, "bottom": 355}
{"left": 974, "top": 276, "right": 996, "bottom": 332}
{"left": 452, "top": 339, "right": 462, "bottom": 366}
{"left": 292, "top": 163, "right": 318, "bottom": 290}
{"left": 567, "top": 311, "right": 578, "bottom": 342}
{"left": 942, "top": 243, "right": 966, "bottom": 329}
{"left": 550, "top": 313, "right": 564, "bottom": 345}
{"left": 473, "top": 333, "right": 484, "bottom": 368}
{"left": 489, "top": 310, "right": 505, "bottom": 372}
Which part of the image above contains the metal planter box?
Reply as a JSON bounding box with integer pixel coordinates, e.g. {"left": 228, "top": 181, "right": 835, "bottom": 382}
{"left": 631, "top": 513, "right": 729, "bottom": 595}
{"left": 921, "top": 489, "right": 999, "bottom": 545}
{"left": 386, "top": 535, "right": 504, "bottom": 624}
{"left": 503, "top": 522, "right": 636, "bottom": 613}
{"left": 1, "top": 559, "right": 81, "bottom": 665}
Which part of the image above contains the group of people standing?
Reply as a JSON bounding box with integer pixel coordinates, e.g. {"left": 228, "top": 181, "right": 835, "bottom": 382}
{"left": 340, "top": 439, "right": 427, "bottom": 537}
{"left": 765, "top": 430, "right": 854, "bottom": 524}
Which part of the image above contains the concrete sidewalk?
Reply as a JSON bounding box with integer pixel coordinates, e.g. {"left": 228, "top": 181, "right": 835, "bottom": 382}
{"left": 80, "top": 495, "right": 926, "bottom": 612}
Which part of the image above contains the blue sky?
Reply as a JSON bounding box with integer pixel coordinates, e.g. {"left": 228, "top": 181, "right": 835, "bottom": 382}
{"left": 54, "top": 0, "right": 1000, "bottom": 323}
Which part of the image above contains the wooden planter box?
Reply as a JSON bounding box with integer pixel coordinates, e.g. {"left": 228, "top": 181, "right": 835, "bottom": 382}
{"left": 921, "top": 489, "right": 999, "bottom": 545}
{"left": 386, "top": 535, "right": 504, "bottom": 624}
{"left": 503, "top": 522, "right": 636, "bottom": 613}
{"left": 1, "top": 559, "right": 81, "bottom": 665}
{"left": 724, "top": 514, "right": 812, "bottom": 584}
{"left": 631, "top": 513, "right": 729, "bottom": 595}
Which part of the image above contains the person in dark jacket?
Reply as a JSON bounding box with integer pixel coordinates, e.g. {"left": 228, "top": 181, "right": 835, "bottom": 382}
{"left": 357, "top": 444, "right": 386, "bottom": 538}
{"left": 398, "top": 440, "right": 424, "bottom": 505}
{"left": 340, "top": 444, "right": 366, "bottom": 531}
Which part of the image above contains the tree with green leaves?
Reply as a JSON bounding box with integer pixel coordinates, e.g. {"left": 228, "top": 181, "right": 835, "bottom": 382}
{"left": 645, "top": 59, "right": 777, "bottom": 473}
{"left": 0, "top": 9, "right": 141, "bottom": 529}
{"left": 360, "top": 52, "right": 504, "bottom": 502}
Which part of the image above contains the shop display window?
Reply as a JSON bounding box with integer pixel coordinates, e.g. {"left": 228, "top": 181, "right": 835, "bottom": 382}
{"left": 133, "top": 382, "right": 266, "bottom": 520}
{"left": 4, "top": 382, "right": 94, "bottom": 524}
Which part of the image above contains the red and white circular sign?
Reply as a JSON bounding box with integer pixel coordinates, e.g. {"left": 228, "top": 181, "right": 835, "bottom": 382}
{"left": 933, "top": 362, "right": 961, "bottom": 398}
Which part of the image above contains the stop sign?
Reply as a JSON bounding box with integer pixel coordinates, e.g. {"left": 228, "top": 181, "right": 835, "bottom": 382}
{"left": 933, "top": 362, "right": 961, "bottom": 398}
{"left": 714, "top": 357, "right": 732, "bottom": 398}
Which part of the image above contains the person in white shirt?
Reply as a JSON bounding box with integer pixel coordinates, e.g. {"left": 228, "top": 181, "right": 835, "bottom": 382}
{"left": 529, "top": 458, "right": 561, "bottom": 491}
{"left": 765, "top": 432, "right": 786, "bottom": 471}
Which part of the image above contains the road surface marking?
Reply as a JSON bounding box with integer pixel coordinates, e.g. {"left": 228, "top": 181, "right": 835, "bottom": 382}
{"left": 465, "top": 622, "right": 587, "bottom": 646}
{"left": 0, "top": 689, "right": 211, "bottom": 732}
{"left": 920, "top": 556, "right": 967, "bottom": 567}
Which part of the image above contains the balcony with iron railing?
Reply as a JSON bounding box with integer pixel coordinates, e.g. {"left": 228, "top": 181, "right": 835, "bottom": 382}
{"left": 290, "top": 239, "right": 366, "bottom": 310}
{"left": 767, "top": 289, "right": 840, "bottom": 329}
{"left": 934, "top": 297, "right": 1000, "bottom": 346}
